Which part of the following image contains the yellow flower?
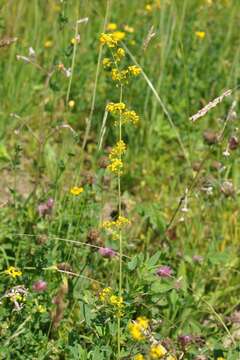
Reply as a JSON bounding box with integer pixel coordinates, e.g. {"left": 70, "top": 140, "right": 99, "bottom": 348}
{"left": 195, "top": 31, "right": 206, "bottom": 39}
{"left": 109, "top": 295, "right": 123, "bottom": 307}
{"left": 109, "top": 141, "right": 127, "bottom": 158}
{"left": 136, "top": 316, "right": 149, "bottom": 330}
{"left": 102, "top": 57, "right": 112, "bottom": 68}
{"left": 115, "top": 47, "right": 125, "bottom": 61}
{"left": 128, "top": 65, "right": 141, "bottom": 76}
{"left": 145, "top": 4, "right": 153, "bottom": 12}
{"left": 99, "top": 33, "right": 118, "bottom": 48}
{"left": 112, "top": 31, "right": 126, "bottom": 41}
{"left": 71, "top": 35, "right": 80, "bottom": 45}
{"left": 115, "top": 216, "right": 130, "bottom": 227}
{"left": 107, "top": 158, "right": 123, "bottom": 174}
{"left": 106, "top": 102, "right": 126, "bottom": 113}
{"left": 44, "top": 40, "right": 53, "bottom": 48}
{"left": 107, "top": 23, "right": 117, "bottom": 31}
{"left": 128, "top": 322, "right": 145, "bottom": 341}
{"left": 134, "top": 355, "right": 144, "bottom": 360}
{"left": 102, "top": 220, "right": 115, "bottom": 229}
{"left": 150, "top": 344, "right": 167, "bottom": 359}
{"left": 4, "top": 266, "right": 22, "bottom": 278}
{"left": 124, "top": 25, "right": 135, "bottom": 33}
{"left": 68, "top": 100, "right": 75, "bottom": 108}
{"left": 36, "top": 305, "right": 46, "bottom": 313}
{"left": 128, "top": 316, "right": 150, "bottom": 341}
{"left": 70, "top": 186, "right": 84, "bottom": 195}
{"left": 103, "top": 216, "right": 130, "bottom": 229}
{"left": 111, "top": 68, "right": 128, "bottom": 82}
{"left": 216, "top": 358, "right": 225, "bottom": 360}
{"left": 99, "top": 287, "right": 112, "bottom": 301}
{"left": 122, "top": 110, "right": 140, "bottom": 125}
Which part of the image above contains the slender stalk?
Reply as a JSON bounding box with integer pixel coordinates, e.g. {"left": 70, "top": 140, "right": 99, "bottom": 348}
{"left": 117, "top": 84, "right": 123, "bottom": 359}
{"left": 66, "top": 19, "right": 79, "bottom": 103}
{"left": 122, "top": 43, "right": 190, "bottom": 166}
{"left": 82, "top": 0, "right": 111, "bottom": 149}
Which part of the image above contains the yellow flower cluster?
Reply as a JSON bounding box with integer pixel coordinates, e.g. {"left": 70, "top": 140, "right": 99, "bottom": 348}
{"left": 106, "top": 23, "right": 130, "bottom": 41}
{"left": 111, "top": 68, "right": 129, "bottom": 82}
{"left": 115, "top": 47, "right": 126, "bottom": 61}
{"left": 116, "top": 216, "right": 130, "bottom": 227}
{"left": 102, "top": 216, "right": 130, "bottom": 229}
{"left": 107, "top": 140, "right": 127, "bottom": 175}
{"left": 99, "top": 31, "right": 126, "bottom": 48}
{"left": 109, "top": 140, "right": 127, "bottom": 159}
{"left": 106, "top": 102, "right": 126, "bottom": 114}
{"left": 99, "top": 287, "right": 124, "bottom": 317}
{"left": 128, "top": 316, "right": 150, "bottom": 341}
{"left": 70, "top": 186, "right": 84, "bottom": 196}
{"left": 99, "top": 287, "right": 112, "bottom": 301}
{"left": 4, "top": 266, "right": 22, "bottom": 278}
{"left": 107, "top": 158, "right": 123, "bottom": 174}
{"left": 111, "top": 66, "right": 141, "bottom": 82}
{"left": 99, "top": 33, "right": 118, "bottom": 48}
{"left": 102, "top": 57, "right": 112, "bottom": 68}
{"left": 106, "top": 102, "right": 140, "bottom": 126}
{"left": 122, "top": 110, "right": 140, "bottom": 125}
{"left": 100, "top": 32, "right": 141, "bottom": 85}
{"left": 128, "top": 65, "right": 141, "bottom": 76}
{"left": 109, "top": 294, "right": 123, "bottom": 307}
{"left": 149, "top": 344, "right": 167, "bottom": 359}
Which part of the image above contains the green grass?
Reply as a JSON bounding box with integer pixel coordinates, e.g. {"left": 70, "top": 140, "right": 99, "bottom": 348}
{"left": 0, "top": 0, "right": 240, "bottom": 359}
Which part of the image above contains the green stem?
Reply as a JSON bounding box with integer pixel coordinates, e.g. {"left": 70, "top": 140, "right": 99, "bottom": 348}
{"left": 82, "top": 0, "right": 111, "bottom": 150}
{"left": 117, "top": 84, "right": 123, "bottom": 359}
{"left": 66, "top": 18, "right": 79, "bottom": 103}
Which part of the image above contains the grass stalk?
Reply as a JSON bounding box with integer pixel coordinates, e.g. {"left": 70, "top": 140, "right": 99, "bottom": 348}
{"left": 122, "top": 43, "right": 190, "bottom": 166}
{"left": 66, "top": 18, "right": 80, "bottom": 103}
{"left": 82, "top": 0, "right": 111, "bottom": 150}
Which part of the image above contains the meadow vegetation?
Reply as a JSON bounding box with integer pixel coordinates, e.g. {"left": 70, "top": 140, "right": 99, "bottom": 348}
{"left": 0, "top": 0, "right": 240, "bottom": 359}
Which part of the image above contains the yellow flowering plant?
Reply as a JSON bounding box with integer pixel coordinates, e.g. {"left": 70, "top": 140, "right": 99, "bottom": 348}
{"left": 99, "top": 29, "right": 141, "bottom": 358}
{"left": 4, "top": 266, "right": 22, "bottom": 278}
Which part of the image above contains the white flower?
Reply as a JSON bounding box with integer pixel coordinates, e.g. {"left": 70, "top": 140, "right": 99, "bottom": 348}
{"left": 29, "top": 47, "right": 36, "bottom": 58}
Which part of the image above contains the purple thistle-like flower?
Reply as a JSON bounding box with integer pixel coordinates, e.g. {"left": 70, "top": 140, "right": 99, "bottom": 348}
{"left": 47, "top": 198, "right": 54, "bottom": 209}
{"left": 32, "top": 280, "right": 47, "bottom": 292}
{"left": 156, "top": 265, "right": 173, "bottom": 278}
{"left": 98, "top": 247, "right": 116, "bottom": 258}
{"left": 38, "top": 198, "right": 54, "bottom": 217}
{"left": 38, "top": 203, "right": 48, "bottom": 217}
